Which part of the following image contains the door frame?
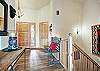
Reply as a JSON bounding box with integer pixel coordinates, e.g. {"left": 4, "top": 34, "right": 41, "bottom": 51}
{"left": 16, "top": 22, "right": 36, "bottom": 48}
{"left": 39, "top": 22, "right": 49, "bottom": 48}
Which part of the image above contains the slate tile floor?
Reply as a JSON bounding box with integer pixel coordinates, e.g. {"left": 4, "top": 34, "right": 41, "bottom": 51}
{"left": 15, "top": 49, "right": 65, "bottom": 71}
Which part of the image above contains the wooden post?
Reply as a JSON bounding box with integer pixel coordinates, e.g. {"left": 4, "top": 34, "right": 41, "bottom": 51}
{"left": 68, "top": 33, "right": 73, "bottom": 71}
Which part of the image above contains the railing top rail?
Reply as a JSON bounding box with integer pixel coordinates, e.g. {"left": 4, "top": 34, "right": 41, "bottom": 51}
{"left": 73, "top": 43, "right": 100, "bottom": 68}
{"left": 61, "top": 38, "right": 68, "bottom": 42}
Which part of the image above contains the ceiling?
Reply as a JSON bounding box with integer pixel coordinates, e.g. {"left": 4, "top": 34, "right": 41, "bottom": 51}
{"left": 16, "top": 0, "right": 50, "bottom": 10}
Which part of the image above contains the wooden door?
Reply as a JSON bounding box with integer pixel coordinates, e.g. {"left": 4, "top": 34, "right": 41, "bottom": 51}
{"left": 39, "top": 22, "right": 48, "bottom": 48}
{"left": 16, "top": 22, "right": 31, "bottom": 48}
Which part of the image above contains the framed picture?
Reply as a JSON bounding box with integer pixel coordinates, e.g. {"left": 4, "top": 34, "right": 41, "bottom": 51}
{"left": 92, "top": 25, "right": 100, "bottom": 55}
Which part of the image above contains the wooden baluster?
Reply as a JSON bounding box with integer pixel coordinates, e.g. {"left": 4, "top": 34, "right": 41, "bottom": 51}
{"left": 72, "top": 47, "right": 75, "bottom": 71}
{"left": 88, "top": 60, "right": 92, "bottom": 71}
{"left": 80, "top": 54, "right": 83, "bottom": 71}
{"left": 80, "top": 53, "right": 82, "bottom": 71}
{"left": 94, "top": 65, "right": 98, "bottom": 71}
{"left": 97, "top": 67, "right": 100, "bottom": 71}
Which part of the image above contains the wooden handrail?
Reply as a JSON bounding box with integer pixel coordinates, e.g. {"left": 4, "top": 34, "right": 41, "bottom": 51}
{"left": 73, "top": 43, "right": 100, "bottom": 68}
{"left": 61, "top": 38, "right": 68, "bottom": 42}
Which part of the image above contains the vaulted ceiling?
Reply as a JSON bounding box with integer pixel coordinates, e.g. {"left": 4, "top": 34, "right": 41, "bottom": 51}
{"left": 16, "top": 0, "right": 50, "bottom": 10}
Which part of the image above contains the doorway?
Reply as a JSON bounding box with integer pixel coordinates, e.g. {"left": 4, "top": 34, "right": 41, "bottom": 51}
{"left": 16, "top": 22, "right": 36, "bottom": 48}
{"left": 39, "top": 22, "right": 49, "bottom": 48}
{"left": 30, "top": 23, "right": 36, "bottom": 48}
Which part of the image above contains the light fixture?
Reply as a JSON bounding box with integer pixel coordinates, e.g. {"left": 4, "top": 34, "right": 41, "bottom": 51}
{"left": 16, "top": 0, "right": 24, "bottom": 19}
{"left": 74, "top": 26, "right": 80, "bottom": 35}
{"left": 76, "top": 27, "right": 79, "bottom": 35}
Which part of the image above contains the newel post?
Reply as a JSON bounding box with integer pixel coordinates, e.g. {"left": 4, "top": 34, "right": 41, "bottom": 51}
{"left": 68, "top": 33, "right": 73, "bottom": 71}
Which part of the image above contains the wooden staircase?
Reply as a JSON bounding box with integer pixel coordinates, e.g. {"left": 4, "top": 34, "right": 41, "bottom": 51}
{"left": 60, "top": 37, "right": 100, "bottom": 71}
{"left": 72, "top": 43, "right": 100, "bottom": 71}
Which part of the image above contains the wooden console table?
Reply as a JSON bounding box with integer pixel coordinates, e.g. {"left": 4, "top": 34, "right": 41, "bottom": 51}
{"left": 0, "top": 48, "right": 25, "bottom": 71}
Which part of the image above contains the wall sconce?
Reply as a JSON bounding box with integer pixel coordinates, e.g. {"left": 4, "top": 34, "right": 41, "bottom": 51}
{"left": 77, "top": 27, "right": 79, "bottom": 35}
{"left": 74, "top": 26, "right": 80, "bottom": 36}
{"left": 56, "top": 10, "right": 60, "bottom": 15}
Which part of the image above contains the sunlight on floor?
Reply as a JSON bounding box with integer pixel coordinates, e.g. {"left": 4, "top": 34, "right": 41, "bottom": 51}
{"left": 30, "top": 50, "right": 42, "bottom": 67}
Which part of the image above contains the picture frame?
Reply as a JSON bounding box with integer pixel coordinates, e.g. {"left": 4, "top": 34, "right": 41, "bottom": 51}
{"left": 92, "top": 25, "right": 100, "bottom": 55}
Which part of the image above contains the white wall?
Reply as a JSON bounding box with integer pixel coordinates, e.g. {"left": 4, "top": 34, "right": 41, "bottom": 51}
{"left": 82, "top": 0, "right": 100, "bottom": 53}
{"left": 37, "top": 3, "right": 52, "bottom": 23}
{"left": 16, "top": 9, "right": 38, "bottom": 22}
{"left": 52, "top": 0, "right": 83, "bottom": 69}
{"left": 52, "top": 0, "right": 83, "bottom": 41}
{"left": 0, "top": 0, "right": 16, "bottom": 50}
{"left": 36, "top": 2, "right": 52, "bottom": 47}
{"left": 52, "top": 0, "right": 100, "bottom": 68}
{"left": 81, "top": 0, "right": 100, "bottom": 62}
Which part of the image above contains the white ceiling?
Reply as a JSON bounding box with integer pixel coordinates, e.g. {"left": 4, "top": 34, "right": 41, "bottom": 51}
{"left": 17, "top": 0, "right": 50, "bottom": 10}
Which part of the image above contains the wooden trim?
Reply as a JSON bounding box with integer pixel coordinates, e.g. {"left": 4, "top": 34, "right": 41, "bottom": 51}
{"left": 61, "top": 38, "right": 68, "bottom": 42}
{"left": 17, "top": 21, "right": 35, "bottom": 24}
{"left": 39, "top": 22, "right": 48, "bottom": 24}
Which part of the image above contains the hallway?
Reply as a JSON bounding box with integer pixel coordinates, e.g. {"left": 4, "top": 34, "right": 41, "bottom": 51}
{"left": 15, "top": 49, "right": 65, "bottom": 71}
